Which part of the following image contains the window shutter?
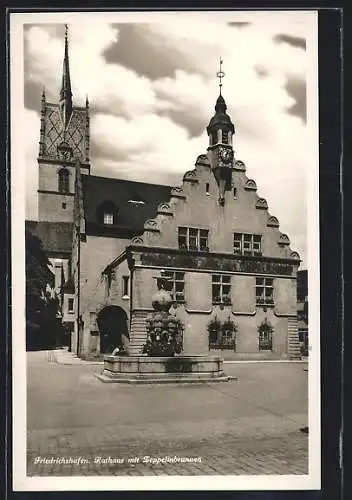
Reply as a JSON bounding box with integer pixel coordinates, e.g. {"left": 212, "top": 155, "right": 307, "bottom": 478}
{"left": 274, "top": 278, "right": 297, "bottom": 315}
{"left": 231, "top": 275, "right": 256, "bottom": 314}
{"left": 185, "top": 272, "right": 212, "bottom": 312}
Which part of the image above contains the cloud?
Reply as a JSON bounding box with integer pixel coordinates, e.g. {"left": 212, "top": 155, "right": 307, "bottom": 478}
{"left": 24, "top": 109, "right": 40, "bottom": 220}
{"left": 274, "top": 33, "right": 306, "bottom": 50}
{"left": 22, "top": 13, "right": 313, "bottom": 267}
{"left": 91, "top": 112, "right": 205, "bottom": 184}
{"left": 25, "top": 23, "right": 157, "bottom": 118}
{"left": 285, "top": 77, "right": 306, "bottom": 121}
{"left": 228, "top": 22, "right": 251, "bottom": 28}
{"left": 103, "top": 24, "right": 193, "bottom": 80}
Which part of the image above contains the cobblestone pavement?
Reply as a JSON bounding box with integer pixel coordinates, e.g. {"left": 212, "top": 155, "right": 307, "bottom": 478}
{"left": 27, "top": 350, "right": 308, "bottom": 476}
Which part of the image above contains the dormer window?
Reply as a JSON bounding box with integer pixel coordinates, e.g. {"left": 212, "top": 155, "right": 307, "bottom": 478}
{"left": 96, "top": 201, "right": 118, "bottom": 225}
{"left": 128, "top": 199, "right": 145, "bottom": 205}
{"left": 127, "top": 191, "right": 146, "bottom": 205}
{"left": 103, "top": 212, "right": 114, "bottom": 225}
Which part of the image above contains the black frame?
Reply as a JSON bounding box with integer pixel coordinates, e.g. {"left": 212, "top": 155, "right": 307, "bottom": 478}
{"left": 4, "top": 6, "right": 343, "bottom": 500}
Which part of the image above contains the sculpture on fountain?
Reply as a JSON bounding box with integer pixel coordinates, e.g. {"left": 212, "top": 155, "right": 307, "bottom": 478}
{"left": 142, "top": 273, "right": 184, "bottom": 357}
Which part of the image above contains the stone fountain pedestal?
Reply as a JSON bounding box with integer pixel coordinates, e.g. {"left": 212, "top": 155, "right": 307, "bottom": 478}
{"left": 96, "top": 272, "right": 234, "bottom": 384}
{"left": 96, "top": 353, "right": 233, "bottom": 384}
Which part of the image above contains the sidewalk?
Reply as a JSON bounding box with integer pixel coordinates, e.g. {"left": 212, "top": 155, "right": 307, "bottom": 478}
{"left": 52, "top": 348, "right": 308, "bottom": 366}
{"left": 27, "top": 351, "right": 309, "bottom": 476}
{"left": 50, "top": 348, "right": 103, "bottom": 366}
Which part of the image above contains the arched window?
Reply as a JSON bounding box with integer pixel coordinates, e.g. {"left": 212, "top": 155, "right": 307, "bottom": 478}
{"left": 58, "top": 168, "right": 69, "bottom": 194}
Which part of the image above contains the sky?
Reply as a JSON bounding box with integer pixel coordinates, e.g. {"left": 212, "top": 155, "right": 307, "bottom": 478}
{"left": 22, "top": 11, "right": 316, "bottom": 268}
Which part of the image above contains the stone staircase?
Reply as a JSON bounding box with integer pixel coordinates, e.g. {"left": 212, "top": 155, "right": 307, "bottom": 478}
{"left": 128, "top": 310, "right": 148, "bottom": 356}
{"left": 287, "top": 316, "right": 302, "bottom": 359}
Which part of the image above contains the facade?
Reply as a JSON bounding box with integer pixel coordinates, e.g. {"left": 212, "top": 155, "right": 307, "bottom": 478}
{"left": 297, "top": 269, "right": 308, "bottom": 356}
{"left": 26, "top": 29, "right": 302, "bottom": 360}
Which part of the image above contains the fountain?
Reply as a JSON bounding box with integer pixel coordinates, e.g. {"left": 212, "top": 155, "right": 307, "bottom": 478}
{"left": 97, "top": 272, "right": 232, "bottom": 383}
{"left": 142, "top": 274, "right": 184, "bottom": 357}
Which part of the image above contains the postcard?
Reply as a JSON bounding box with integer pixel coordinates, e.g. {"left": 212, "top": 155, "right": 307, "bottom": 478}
{"left": 10, "top": 9, "right": 320, "bottom": 491}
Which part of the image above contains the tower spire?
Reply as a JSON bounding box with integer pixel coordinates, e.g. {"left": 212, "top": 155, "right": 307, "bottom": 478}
{"left": 207, "top": 59, "right": 235, "bottom": 205}
{"left": 216, "top": 57, "right": 225, "bottom": 96}
{"left": 60, "top": 24, "right": 73, "bottom": 129}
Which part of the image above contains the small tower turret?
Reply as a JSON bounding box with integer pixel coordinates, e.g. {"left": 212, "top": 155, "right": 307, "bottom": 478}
{"left": 207, "top": 59, "right": 235, "bottom": 205}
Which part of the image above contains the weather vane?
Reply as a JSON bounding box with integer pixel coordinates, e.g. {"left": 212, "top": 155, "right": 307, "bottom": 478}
{"left": 65, "top": 24, "right": 68, "bottom": 39}
{"left": 216, "top": 58, "right": 225, "bottom": 95}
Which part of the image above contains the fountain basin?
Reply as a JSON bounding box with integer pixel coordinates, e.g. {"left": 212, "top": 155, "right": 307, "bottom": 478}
{"left": 96, "top": 354, "right": 234, "bottom": 384}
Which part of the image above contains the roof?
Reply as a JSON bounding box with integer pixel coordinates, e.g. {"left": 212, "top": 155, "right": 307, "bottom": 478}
{"left": 207, "top": 94, "right": 235, "bottom": 133}
{"left": 25, "top": 221, "right": 73, "bottom": 254}
{"left": 81, "top": 175, "right": 172, "bottom": 236}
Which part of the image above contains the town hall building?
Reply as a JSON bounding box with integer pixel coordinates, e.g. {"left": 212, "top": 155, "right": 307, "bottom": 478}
{"left": 26, "top": 28, "right": 302, "bottom": 360}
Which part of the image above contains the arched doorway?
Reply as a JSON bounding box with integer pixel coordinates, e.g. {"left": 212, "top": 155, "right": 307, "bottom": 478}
{"left": 96, "top": 306, "right": 129, "bottom": 354}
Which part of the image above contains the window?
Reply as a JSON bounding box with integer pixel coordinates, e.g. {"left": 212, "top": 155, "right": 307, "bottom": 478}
{"left": 211, "top": 132, "right": 217, "bottom": 146}
{"left": 178, "top": 227, "right": 209, "bottom": 251}
{"left": 122, "top": 276, "right": 130, "bottom": 297}
{"left": 255, "top": 277, "right": 274, "bottom": 306}
{"left": 96, "top": 201, "right": 118, "bottom": 225}
{"left": 58, "top": 168, "right": 69, "bottom": 194}
{"left": 163, "top": 271, "right": 185, "bottom": 302}
{"left": 68, "top": 298, "right": 74, "bottom": 312}
{"left": 222, "top": 330, "right": 234, "bottom": 349}
{"left": 62, "top": 202, "right": 67, "bottom": 209}
{"left": 128, "top": 199, "right": 145, "bottom": 205}
{"left": 259, "top": 327, "right": 273, "bottom": 351}
{"left": 233, "top": 188, "right": 237, "bottom": 199}
{"left": 258, "top": 320, "right": 273, "bottom": 350}
{"left": 222, "top": 129, "right": 229, "bottom": 144}
{"left": 212, "top": 274, "right": 232, "bottom": 304}
{"left": 234, "top": 233, "right": 262, "bottom": 256}
{"left": 128, "top": 193, "right": 145, "bottom": 205}
{"left": 206, "top": 183, "right": 210, "bottom": 195}
{"left": 103, "top": 212, "right": 114, "bottom": 225}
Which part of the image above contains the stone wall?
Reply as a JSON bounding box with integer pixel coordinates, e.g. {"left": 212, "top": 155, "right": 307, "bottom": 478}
{"left": 128, "top": 265, "right": 297, "bottom": 358}
{"left": 77, "top": 234, "right": 130, "bottom": 356}
{"left": 143, "top": 160, "right": 295, "bottom": 261}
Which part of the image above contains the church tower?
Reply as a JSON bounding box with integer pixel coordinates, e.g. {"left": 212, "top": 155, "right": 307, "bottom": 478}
{"left": 37, "top": 25, "right": 90, "bottom": 223}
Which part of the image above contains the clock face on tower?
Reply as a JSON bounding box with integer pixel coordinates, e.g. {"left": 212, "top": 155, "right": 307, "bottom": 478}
{"left": 57, "top": 142, "right": 73, "bottom": 161}
{"left": 219, "top": 147, "right": 234, "bottom": 164}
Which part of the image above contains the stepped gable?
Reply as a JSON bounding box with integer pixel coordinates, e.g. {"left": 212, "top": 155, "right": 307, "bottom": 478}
{"left": 81, "top": 175, "right": 172, "bottom": 236}
{"left": 25, "top": 221, "right": 73, "bottom": 254}
{"left": 138, "top": 153, "right": 300, "bottom": 260}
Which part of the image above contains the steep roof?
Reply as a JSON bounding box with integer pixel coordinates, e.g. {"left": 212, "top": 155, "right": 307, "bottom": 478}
{"left": 25, "top": 221, "right": 73, "bottom": 254}
{"left": 81, "top": 175, "right": 172, "bottom": 236}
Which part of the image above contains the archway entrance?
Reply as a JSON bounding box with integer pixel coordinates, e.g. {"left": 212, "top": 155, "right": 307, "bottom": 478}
{"left": 96, "top": 306, "right": 129, "bottom": 354}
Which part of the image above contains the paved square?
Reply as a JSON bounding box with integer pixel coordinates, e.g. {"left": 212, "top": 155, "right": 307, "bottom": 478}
{"left": 27, "top": 350, "right": 308, "bottom": 476}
